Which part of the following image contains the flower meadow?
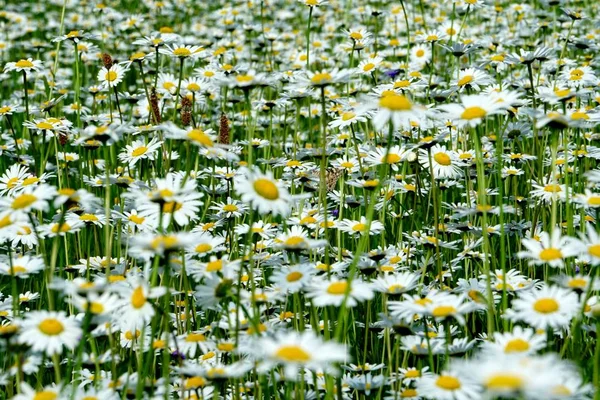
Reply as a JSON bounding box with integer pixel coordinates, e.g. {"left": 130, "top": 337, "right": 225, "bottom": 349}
{"left": 2, "top": 0, "right": 600, "bottom": 399}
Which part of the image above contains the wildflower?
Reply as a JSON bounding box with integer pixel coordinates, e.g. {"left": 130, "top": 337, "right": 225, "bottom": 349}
{"left": 235, "top": 168, "right": 293, "bottom": 216}
{"left": 118, "top": 137, "right": 163, "bottom": 166}
{"left": 438, "top": 94, "right": 503, "bottom": 128}
{"left": 306, "top": 277, "right": 374, "bottom": 307}
{"left": 257, "top": 331, "right": 347, "bottom": 380}
{"left": 518, "top": 229, "right": 578, "bottom": 268}
{"left": 4, "top": 58, "right": 43, "bottom": 74}
{"left": 506, "top": 285, "right": 580, "bottom": 329}
{"left": 97, "top": 64, "right": 129, "bottom": 88}
{"left": 18, "top": 311, "right": 82, "bottom": 355}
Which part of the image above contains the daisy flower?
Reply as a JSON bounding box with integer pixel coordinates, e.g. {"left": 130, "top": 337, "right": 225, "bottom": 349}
{"left": 306, "top": 277, "right": 374, "bottom": 307}
{"left": 235, "top": 168, "right": 292, "bottom": 216}
{"left": 364, "top": 145, "right": 408, "bottom": 171}
{"left": 573, "top": 225, "right": 600, "bottom": 266}
{"left": 161, "top": 44, "right": 205, "bottom": 60}
{"left": 115, "top": 278, "right": 166, "bottom": 330}
{"left": 506, "top": 285, "right": 580, "bottom": 329}
{"left": 530, "top": 179, "right": 568, "bottom": 204}
{"left": 371, "top": 272, "right": 420, "bottom": 295}
{"left": 560, "top": 65, "right": 597, "bottom": 88}
{"left": 356, "top": 56, "right": 383, "bottom": 75}
{"left": 480, "top": 326, "right": 546, "bottom": 355}
{"left": 328, "top": 109, "right": 368, "bottom": 129}
{"left": 4, "top": 58, "right": 43, "bottom": 74}
{"left": 0, "top": 184, "right": 57, "bottom": 215}
{"left": 518, "top": 229, "right": 578, "bottom": 268}
{"left": 0, "top": 254, "right": 44, "bottom": 278}
{"left": 269, "top": 263, "right": 316, "bottom": 293}
{"left": 18, "top": 311, "right": 82, "bottom": 355}
{"left": 97, "top": 64, "right": 128, "bottom": 88}
{"left": 336, "top": 216, "right": 384, "bottom": 236}
{"left": 275, "top": 226, "right": 327, "bottom": 251}
{"left": 419, "top": 145, "right": 464, "bottom": 180}
{"left": 129, "top": 232, "right": 195, "bottom": 258}
{"left": 257, "top": 330, "right": 347, "bottom": 380}
{"left": 0, "top": 164, "right": 31, "bottom": 195}
{"left": 454, "top": 67, "right": 492, "bottom": 91}
{"left": 364, "top": 91, "right": 427, "bottom": 131}
{"left": 438, "top": 94, "right": 504, "bottom": 128}
{"left": 118, "top": 137, "right": 163, "bottom": 166}
{"left": 573, "top": 189, "right": 600, "bottom": 209}
{"left": 417, "top": 370, "right": 481, "bottom": 400}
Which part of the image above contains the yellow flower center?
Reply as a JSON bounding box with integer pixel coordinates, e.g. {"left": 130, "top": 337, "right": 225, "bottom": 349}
{"left": 342, "top": 112, "right": 355, "bottom": 121}
{"left": 382, "top": 153, "right": 402, "bottom": 164}
{"left": 12, "top": 193, "right": 37, "bottom": 210}
{"left": 416, "top": 49, "right": 425, "bottom": 57}
{"left": 394, "top": 80, "right": 410, "bottom": 88}
{"left": 186, "top": 333, "right": 206, "bottom": 342}
{"left": 285, "top": 236, "right": 305, "bottom": 246}
{"left": 33, "top": 391, "right": 57, "bottom": 400}
{"left": 51, "top": 223, "right": 71, "bottom": 234}
{"left": 218, "top": 342, "right": 235, "bottom": 352}
{"left": 162, "top": 201, "right": 182, "bottom": 213}
{"left": 129, "top": 214, "right": 145, "bottom": 224}
{"left": 38, "top": 318, "right": 64, "bottom": 336}
{"left": 185, "top": 376, "right": 206, "bottom": 389}
{"left": 539, "top": 248, "right": 562, "bottom": 261}
{"left": 485, "top": 374, "right": 523, "bottom": 391}
{"left": 130, "top": 52, "right": 145, "bottom": 61}
{"left": 80, "top": 214, "right": 98, "bottom": 222}
{"left": 569, "top": 69, "right": 584, "bottom": 80}
{"left": 400, "top": 389, "right": 417, "bottom": 398}
{"left": 222, "top": 204, "right": 238, "bottom": 212}
{"left": 461, "top": 106, "right": 487, "bottom": 120}
{"left": 405, "top": 369, "right": 420, "bottom": 378}
{"left": 275, "top": 345, "right": 311, "bottom": 362}
{"left": 458, "top": 75, "right": 473, "bottom": 86}
{"left": 15, "top": 59, "right": 34, "bottom": 68}
{"left": 436, "top": 375, "right": 461, "bottom": 390}
{"left": 432, "top": 305, "right": 456, "bottom": 318}
{"left": 388, "top": 284, "right": 404, "bottom": 294}
{"left": 327, "top": 281, "right": 348, "bottom": 295}
{"left": 352, "top": 223, "right": 366, "bottom": 232}
{"left": 543, "top": 184, "right": 562, "bottom": 193}
{"left": 173, "top": 48, "right": 191, "bottom": 57}
{"left": 206, "top": 259, "right": 223, "bottom": 272}
{"left": 363, "top": 63, "right": 375, "bottom": 72}
{"left": 504, "top": 338, "right": 530, "bottom": 353}
{"left": 286, "top": 271, "right": 303, "bottom": 282}
{"left": 568, "top": 278, "right": 587, "bottom": 289}
{"left": 379, "top": 92, "right": 412, "bottom": 111}
{"left": 588, "top": 244, "right": 600, "bottom": 258}
{"left": 253, "top": 178, "right": 279, "bottom": 200}
{"left": 434, "top": 152, "right": 451, "bottom": 166}
{"left": 132, "top": 146, "right": 148, "bottom": 157}
{"left": 236, "top": 74, "right": 253, "bottom": 83}
{"left": 11, "top": 266, "right": 27, "bottom": 274}
{"left": 311, "top": 72, "right": 332, "bottom": 85}
{"left": 350, "top": 32, "right": 363, "bottom": 40}
{"left": 125, "top": 330, "right": 140, "bottom": 340}
{"left": 187, "top": 129, "right": 214, "bottom": 147}
{"left": 131, "top": 286, "right": 146, "bottom": 309}
{"left": 85, "top": 302, "right": 105, "bottom": 314}
{"left": 195, "top": 243, "right": 212, "bottom": 253}
{"left": 533, "top": 298, "right": 559, "bottom": 314}
{"left": 105, "top": 71, "right": 118, "bottom": 82}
